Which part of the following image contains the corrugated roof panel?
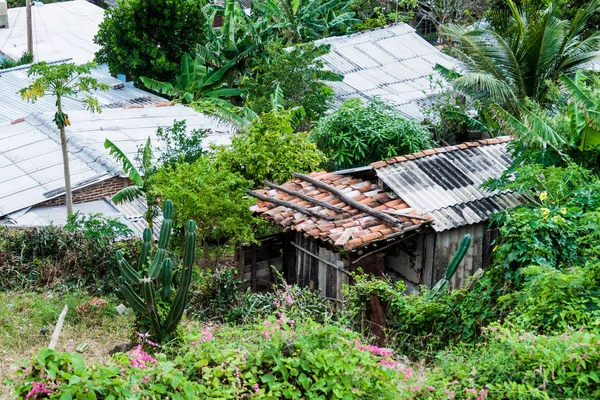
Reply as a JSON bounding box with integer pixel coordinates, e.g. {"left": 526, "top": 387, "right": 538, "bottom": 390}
{"left": 376, "top": 141, "right": 521, "bottom": 231}
{"left": 0, "top": 64, "right": 166, "bottom": 125}
{"left": 317, "top": 24, "right": 459, "bottom": 120}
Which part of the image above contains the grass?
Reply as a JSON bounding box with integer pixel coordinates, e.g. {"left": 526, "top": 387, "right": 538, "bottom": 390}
{"left": 0, "top": 290, "right": 133, "bottom": 398}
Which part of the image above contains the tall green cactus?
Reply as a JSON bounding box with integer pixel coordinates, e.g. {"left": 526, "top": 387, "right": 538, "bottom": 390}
{"left": 426, "top": 234, "right": 471, "bottom": 301}
{"left": 116, "top": 200, "right": 197, "bottom": 342}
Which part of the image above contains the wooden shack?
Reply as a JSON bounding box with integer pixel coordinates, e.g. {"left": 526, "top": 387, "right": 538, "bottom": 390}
{"left": 240, "top": 136, "right": 522, "bottom": 298}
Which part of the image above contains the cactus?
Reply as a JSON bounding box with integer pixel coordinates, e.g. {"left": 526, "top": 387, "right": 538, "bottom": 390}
{"left": 426, "top": 234, "right": 471, "bottom": 301}
{"left": 116, "top": 200, "right": 197, "bottom": 342}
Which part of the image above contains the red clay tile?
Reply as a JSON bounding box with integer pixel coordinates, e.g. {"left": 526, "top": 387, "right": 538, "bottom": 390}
{"left": 371, "top": 161, "right": 388, "bottom": 168}
{"left": 412, "top": 151, "right": 426, "bottom": 158}
{"left": 361, "top": 232, "right": 383, "bottom": 243}
{"left": 342, "top": 221, "right": 359, "bottom": 229}
{"left": 370, "top": 224, "right": 388, "bottom": 233}
{"left": 456, "top": 143, "right": 468, "bottom": 149}
{"left": 344, "top": 238, "right": 364, "bottom": 249}
{"left": 393, "top": 156, "right": 408, "bottom": 162}
{"left": 379, "top": 228, "right": 393, "bottom": 236}
{"left": 318, "top": 223, "right": 336, "bottom": 232}
{"left": 423, "top": 149, "right": 437, "bottom": 156}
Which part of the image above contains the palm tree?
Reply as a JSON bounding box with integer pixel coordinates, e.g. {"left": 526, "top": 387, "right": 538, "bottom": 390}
{"left": 440, "top": 0, "right": 600, "bottom": 116}
{"left": 252, "top": 0, "right": 357, "bottom": 44}
{"left": 104, "top": 137, "right": 156, "bottom": 235}
{"left": 494, "top": 71, "right": 600, "bottom": 167}
{"left": 141, "top": 53, "right": 246, "bottom": 127}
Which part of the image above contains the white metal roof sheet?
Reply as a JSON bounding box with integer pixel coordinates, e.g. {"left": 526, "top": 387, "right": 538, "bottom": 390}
{"left": 316, "top": 23, "right": 459, "bottom": 120}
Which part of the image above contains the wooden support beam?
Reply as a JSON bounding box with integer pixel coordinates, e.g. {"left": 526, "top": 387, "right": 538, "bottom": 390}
{"left": 263, "top": 181, "right": 344, "bottom": 214}
{"left": 248, "top": 190, "right": 334, "bottom": 221}
{"left": 291, "top": 172, "right": 404, "bottom": 228}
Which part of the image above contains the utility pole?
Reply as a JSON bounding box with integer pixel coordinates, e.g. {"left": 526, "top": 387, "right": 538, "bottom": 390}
{"left": 26, "top": 0, "right": 33, "bottom": 57}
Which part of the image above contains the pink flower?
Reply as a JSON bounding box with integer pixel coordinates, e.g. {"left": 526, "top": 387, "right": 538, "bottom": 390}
{"left": 191, "top": 327, "right": 213, "bottom": 345}
{"left": 26, "top": 382, "right": 52, "bottom": 399}
{"left": 141, "top": 374, "right": 151, "bottom": 384}
{"left": 378, "top": 360, "right": 400, "bottom": 368}
{"left": 273, "top": 300, "right": 280, "bottom": 307}
{"left": 126, "top": 345, "right": 157, "bottom": 369}
{"left": 253, "top": 383, "right": 261, "bottom": 395}
{"left": 285, "top": 293, "right": 293, "bottom": 305}
{"left": 427, "top": 386, "right": 435, "bottom": 391}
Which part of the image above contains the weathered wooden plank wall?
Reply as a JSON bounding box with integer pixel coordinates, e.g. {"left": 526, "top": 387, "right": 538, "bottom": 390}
{"left": 384, "top": 222, "right": 498, "bottom": 290}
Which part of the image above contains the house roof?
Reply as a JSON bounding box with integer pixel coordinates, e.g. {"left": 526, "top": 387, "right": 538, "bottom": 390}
{"left": 0, "top": 62, "right": 166, "bottom": 125}
{"left": 316, "top": 23, "right": 458, "bottom": 120}
{"left": 373, "top": 137, "right": 524, "bottom": 231}
{"left": 0, "top": 197, "right": 164, "bottom": 240}
{"left": 0, "top": 103, "right": 235, "bottom": 217}
{"left": 250, "top": 171, "right": 432, "bottom": 251}
{"left": 0, "top": 1, "right": 104, "bottom": 64}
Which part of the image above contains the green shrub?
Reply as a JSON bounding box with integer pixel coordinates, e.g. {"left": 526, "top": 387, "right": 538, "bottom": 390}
{"left": 188, "top": 269, "right": 336, "bottom": 325}
{"left": 0, "top": 214, "right": 137, "bottom": 292}
{"left": 310, "top": 98, "right": 433, "bottom": 170}
{"left": 14, "top": 320, "right": 408, "bottom": 399}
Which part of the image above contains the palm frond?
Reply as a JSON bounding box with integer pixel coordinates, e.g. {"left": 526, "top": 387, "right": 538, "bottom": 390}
{"left": 560, "top": 73, "right": 596, "bottom": 110}
{"left": 270, "top": 83, "right": 285, "bottom": 111}
{"left": 140, "top": 77, "right": 176, "bottom": 97}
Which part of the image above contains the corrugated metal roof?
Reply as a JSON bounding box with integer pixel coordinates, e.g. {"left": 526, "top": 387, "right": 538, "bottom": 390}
{"left": 0, "top": 104, "right": 235, "bottom": 217}
{"left": 0, "top": 120, "right": 111, "bottom": 217}
{"left": 316, "top": 23, "right": 458, "bottom": 120}
{"left": 0, "top": 1, "right": 104, "bottom": 64}
{"left": 375, "top": 137, "right": 523, "bottom": 231}
{"left": 0, "top": 62, "right": 166, "bottom": 125}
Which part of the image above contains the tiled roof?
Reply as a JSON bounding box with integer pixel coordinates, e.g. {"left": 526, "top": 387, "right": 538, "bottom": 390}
{"left": 0, "top": 62, "right": 166, "bottom": 125}
{"left": 250, "top": 171, "right": 431, "bottom": 251}
{"left": 316, "top": 23, "right": 459, "bottom": 120}
{"left": 374, "top": 136, "right": 524, "bottom": 232}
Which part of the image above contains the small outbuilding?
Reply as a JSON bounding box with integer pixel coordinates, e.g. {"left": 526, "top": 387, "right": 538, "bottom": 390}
{"left": 242, "top": 136, "right": 522, "bottom": 299}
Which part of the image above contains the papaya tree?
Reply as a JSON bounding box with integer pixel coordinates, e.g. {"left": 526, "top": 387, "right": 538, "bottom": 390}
{"left": 19, "top": 62, "right": 109, "bottom": 215}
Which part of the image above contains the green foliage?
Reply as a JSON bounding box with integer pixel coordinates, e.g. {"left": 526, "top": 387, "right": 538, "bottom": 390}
{"left": 0, "top": 52, "right": 32, "bottom": 70}
{"left": 242, "top": 42, "right": 342, "bottom": 126}
{"left": 189, "top": 270, "right": 336, "bottom": 324}
{"left": 93, "top": 0, "right": 206, "bottom": 83}
{"left": 216, "top": 109, "right": 326, "bottom": 184}
{"left": 0, "top": 219, "right": 138, "bottom": 292}
{"left": 310, "top": 98, "right": 433, "bottom": 169}
{"left": 251, "top": 0, "right": 357, "bottom": 43}
{"left": 153, "top": 120, "right": 208, "bottom": 169}
{"left": 490, "top": 165, "right": 600, "bottom": 276}
{"left": 141, "top": 53, "right": 246, "bottom": 126}
{"left": 104, "top": 137, "right": 148, "bottom": 205}
{"left": 432, "top": 327, "right": 600, "bottom": 399}
{"left": 117, "top": 200, "right": 197, "bottom": 343}
{"left": 19, "top": 62, "right": 108, "bottom": 116}
{"left": 352, "top": 3, "right": 416, "bottom": 31}
{"left": 440, "top": 0, "right": 600, "bottom": 115}
{"left": 14, "top": 320, "right": 406, "bottom": 399}
{"left": 148, "top": 156, "right": 257, "bottom": 253}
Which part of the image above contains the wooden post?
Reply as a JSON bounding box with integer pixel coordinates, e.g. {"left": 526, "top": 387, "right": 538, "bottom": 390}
{"left": 26, "top": 0, "right": 33, "bottom": 57}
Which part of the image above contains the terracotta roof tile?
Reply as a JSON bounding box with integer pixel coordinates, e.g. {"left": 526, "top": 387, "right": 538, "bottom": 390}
{"left": 250, "top": 170, "right": 430, "bottom": 250}
{"left": 371, "top": 136, "right": 514, "bottom": 168}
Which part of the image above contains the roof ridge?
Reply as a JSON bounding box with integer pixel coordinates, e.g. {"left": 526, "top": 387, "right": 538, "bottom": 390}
{"left": 313, "top": 22, "right": 414, "bottom": 46}
{"left": 370, "top": 136, "right": 513, "bottom": 169}
{"left": 24, "top": 112, "right": 122, "bottom": 176}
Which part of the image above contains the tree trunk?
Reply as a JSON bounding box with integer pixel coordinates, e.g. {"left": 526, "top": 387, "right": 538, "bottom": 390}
{"left": 57, "top": 96, "right": 74, "bottom": 215}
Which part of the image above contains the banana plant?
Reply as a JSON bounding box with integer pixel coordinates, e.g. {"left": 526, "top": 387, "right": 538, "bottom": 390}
{"left": 117, "top": 200, "right": 197, "bottom": 342}
{"left": 141, "top": 53, "right": 246, "bottom": 127}
{"left": 427, "top": 234, "right": 471, "bottom": 301}
{"left": 104, "top": 137, "right": 156, "bottom": 235}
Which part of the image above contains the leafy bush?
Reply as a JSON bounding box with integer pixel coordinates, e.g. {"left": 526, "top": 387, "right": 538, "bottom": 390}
{"left": 431, "top": 327, "right": 600, "bottom": 399}
{"left": 0, "top": 52, "right": 32, "bottom": 70}
{"left": 0, "top": 214, "right": 137, "bottom": 292}
{"left": 215, "top": 108, "right": 325, "bottom": 184}
{"left": 188, "top": 269, "right": 336, "bottom": 325}
{"left": 148, "top": 156, "right": 257, "bottom": 268}
{"left": 94, "top": 0, "right": 206, "bottom": 83}
{"left": 242, "top": 42, "right": 341, "bottom": 127}
{"left": 14, "top": 320, "right": 408, "bottom": 399}
{"left": 310, "top": 98, "right": 433, "bottom": 170}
